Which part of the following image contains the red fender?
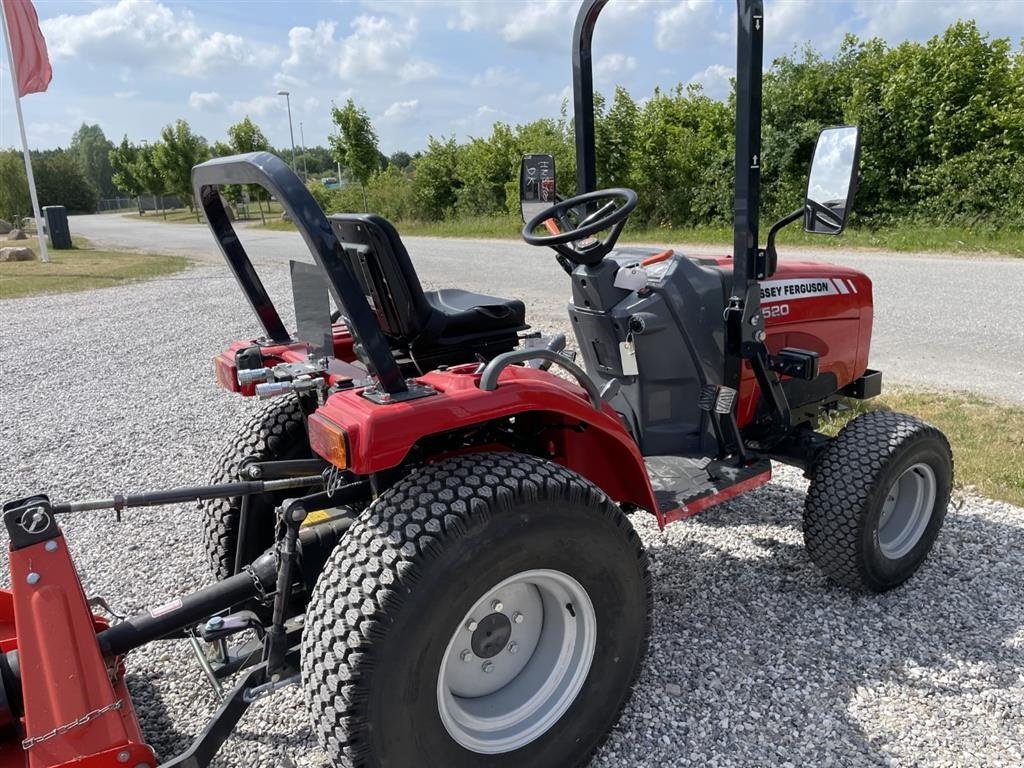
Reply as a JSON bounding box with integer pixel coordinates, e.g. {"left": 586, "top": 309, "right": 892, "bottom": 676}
{"left": 309, "top": 364, "right": 659, "bottom": 514}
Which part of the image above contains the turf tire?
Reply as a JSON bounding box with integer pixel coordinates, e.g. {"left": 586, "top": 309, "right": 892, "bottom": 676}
{"left": 201, "top": 395, "right": 311, "bottom": 580}
{"left": 301, "top": 452, "right": 651, "bottom": 768}
{"left": 804, "top": 410, "right": 953, "bottom": 592}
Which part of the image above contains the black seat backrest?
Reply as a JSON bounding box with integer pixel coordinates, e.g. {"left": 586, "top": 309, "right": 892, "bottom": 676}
{"left": 329, "top": 214, "right": 433, "bottom": 342}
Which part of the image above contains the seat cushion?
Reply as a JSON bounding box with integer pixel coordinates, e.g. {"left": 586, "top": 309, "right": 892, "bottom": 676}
{"left": 424, "top": 289, "right": 526, "bottom": 339}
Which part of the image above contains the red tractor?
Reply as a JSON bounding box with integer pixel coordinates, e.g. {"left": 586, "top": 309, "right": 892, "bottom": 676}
{"left": 0, "top": 1, "right": 952, "bottom": 766}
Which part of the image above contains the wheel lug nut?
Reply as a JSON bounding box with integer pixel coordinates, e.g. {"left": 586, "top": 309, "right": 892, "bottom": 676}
{"left": 491, "top": 600, "right": 503, "bottom": 612}
{"left": 482, "top": 661, "right": 495, "bottom": 673}
{"left": 508, "top": 642, "right": 519, "bottom": 655}
{"left": 460, "top": 649, "right": 472, "bottom": 663}
{"left": 512, "top": 612, "right": 524, "bottom": 624}
{"left": 466, "top": 619, "right": 478, "bottom": 632}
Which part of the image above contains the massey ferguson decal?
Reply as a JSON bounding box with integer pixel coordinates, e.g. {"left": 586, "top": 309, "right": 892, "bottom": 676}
{"left": 760, "top": 277, "right": 858, "bottom": 303}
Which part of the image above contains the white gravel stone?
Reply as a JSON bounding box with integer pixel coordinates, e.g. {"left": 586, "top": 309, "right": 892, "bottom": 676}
{"left": 2, "top": 261, "right": 1022, "bottom": 767}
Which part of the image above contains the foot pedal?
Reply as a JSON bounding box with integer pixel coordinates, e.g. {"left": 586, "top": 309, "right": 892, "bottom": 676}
{"left": 698, "top": 385, "right": 737, "bottom": 414}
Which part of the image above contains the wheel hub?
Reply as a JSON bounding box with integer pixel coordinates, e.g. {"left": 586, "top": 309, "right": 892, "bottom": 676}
{"left": 877, "top": 462, "right": 937, "bottom": 560}
{"left": 437, "top": 569, "right": 596, "bottom": 754}
{"left": 471, "top": 613, "right": 512, "bottom": 659}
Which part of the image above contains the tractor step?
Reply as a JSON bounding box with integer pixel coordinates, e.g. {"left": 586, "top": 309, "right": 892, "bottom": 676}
{"left": 645, "top": 456, "right": 772, "bottom": 524}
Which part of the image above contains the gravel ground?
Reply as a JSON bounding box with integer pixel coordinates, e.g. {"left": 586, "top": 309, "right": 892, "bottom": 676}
{"left": 2, "top": 261, "right": 1023, "bottom": 767}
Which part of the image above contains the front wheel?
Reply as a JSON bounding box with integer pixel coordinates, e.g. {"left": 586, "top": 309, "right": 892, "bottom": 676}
{"left": 301, "top": 453, "right": 651, "bottom": 767}
{"left": 804, "top": 410, "right": 953, "bottom": 592}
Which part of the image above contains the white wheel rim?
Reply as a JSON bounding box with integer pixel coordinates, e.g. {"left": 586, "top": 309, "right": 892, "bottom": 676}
{"left": 877, "top": 462, "right": 937, "bottom": 559}
{"left": 436, "top": 569, "right": 596, "bottom": 754}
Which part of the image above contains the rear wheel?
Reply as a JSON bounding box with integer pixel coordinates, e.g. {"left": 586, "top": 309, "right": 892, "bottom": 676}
{"left": 200, "top": 395, "right": 311, "bottom": 580}
{"left": 803, "top": 410, "right": 953, "bottom": 592}
{"left": 301, "top": 452, "right": 651, "bottom": 767}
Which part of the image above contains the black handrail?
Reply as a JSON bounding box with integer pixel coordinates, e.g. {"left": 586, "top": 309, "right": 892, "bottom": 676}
{"left": 191, "top": 152, "right": 408, "bottom": 395}
{"left": 479, "top": 348, "right": 603, "bottom": 410}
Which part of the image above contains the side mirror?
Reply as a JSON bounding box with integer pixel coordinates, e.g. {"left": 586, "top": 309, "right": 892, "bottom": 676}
{"left": 520, "top": 153, "right": 556, "bottom": 223}
{"left": 804, "top": 125, "right": 861, "bottom": 235}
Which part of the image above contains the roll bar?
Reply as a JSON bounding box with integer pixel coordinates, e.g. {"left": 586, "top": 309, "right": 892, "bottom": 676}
{"left": 191, "top": 152, "right": 408, "bottom": 395}
{"left": 570, "top": 0, "right": 766, "bottom": 394}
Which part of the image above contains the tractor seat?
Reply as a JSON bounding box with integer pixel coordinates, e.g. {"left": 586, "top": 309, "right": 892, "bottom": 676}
{"left": 329, "top": 213, "right": 527, "bottom": 372}
{"left": 424, "top": 288, "right": 525, "bottom": 338}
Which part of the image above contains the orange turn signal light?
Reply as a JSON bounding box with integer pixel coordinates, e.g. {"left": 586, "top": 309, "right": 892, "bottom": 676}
{"left": 308, "top": 413, "right": 349, "bottom": 469}
{"left": 213, "top": 354, "right": 240, "bottom": 392}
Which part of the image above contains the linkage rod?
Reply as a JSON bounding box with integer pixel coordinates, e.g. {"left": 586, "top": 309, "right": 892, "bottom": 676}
{"left": 51, "top": 476, "right": 324, "bottom": 515}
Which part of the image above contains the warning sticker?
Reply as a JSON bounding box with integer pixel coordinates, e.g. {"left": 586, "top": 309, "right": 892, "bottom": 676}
{"left": 760, "top": 278, "right": 848, "bottom": 303}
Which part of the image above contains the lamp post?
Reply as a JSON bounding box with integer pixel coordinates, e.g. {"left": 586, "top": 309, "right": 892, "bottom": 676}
{"left": 299, "top": 121, "right": 308, "bottom": 179}
{"left": 276, "top": 90, "right": 297, "bottom": 172}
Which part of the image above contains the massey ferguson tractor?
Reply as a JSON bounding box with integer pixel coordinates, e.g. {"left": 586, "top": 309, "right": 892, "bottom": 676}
{"left": 0, "top": 1, "right": 952, "bottom": 766}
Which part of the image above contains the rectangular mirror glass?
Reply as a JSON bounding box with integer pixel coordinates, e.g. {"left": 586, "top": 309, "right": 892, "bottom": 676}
{"left": 804, "top": 125, "right": 861, "bottom": 234}
{"left": 520, "top": 153, "right": 556, "bottom": 223}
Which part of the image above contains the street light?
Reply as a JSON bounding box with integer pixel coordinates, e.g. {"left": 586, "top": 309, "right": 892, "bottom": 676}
{"left": 299, "top": 121, "right": 308, "bottom": 178}
{"left": 276, "top": 90, "right": 297, "bottom": 172}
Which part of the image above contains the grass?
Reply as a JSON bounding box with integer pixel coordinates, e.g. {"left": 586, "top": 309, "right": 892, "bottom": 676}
{"left": 123, "top": 201, "right": 285, "bottom": 225}
{"left": 0, "top": 238, "right": 191, "bottom": 299}
{"left": 821, "top": 389, "right": 1024, "bottom": 507}
{"left": 262, "top": 213, "right": 1023, "bottom": 257}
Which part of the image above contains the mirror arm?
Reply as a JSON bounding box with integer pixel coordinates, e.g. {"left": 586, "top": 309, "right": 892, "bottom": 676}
{"left": 765, "top": 207, "right": 803, "bottom": 277}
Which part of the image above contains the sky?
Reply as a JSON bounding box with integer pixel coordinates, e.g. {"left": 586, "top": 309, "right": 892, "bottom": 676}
{"left": 1, "top": 0, "right": 1022, "bottom": 156}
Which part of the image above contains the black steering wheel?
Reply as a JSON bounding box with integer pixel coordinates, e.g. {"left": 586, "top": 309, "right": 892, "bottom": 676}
{"left": 522, "top": 188, "right": 637, "bottom": 265}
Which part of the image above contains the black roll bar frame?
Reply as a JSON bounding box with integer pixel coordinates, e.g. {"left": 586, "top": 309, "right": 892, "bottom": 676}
{"left": 191, "top": 152, "right": 408, "bottom": 396}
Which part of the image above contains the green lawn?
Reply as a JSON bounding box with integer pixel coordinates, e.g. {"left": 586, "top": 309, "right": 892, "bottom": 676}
{"left": 262, "top": 213, "right": 1022, "bottom": 257}
{"left": 823, "top": 389, "right": 1024, "bottom": 507}
{"left": 123, "top": 201, "right": 285, "bottom": 225}
{"left": 0, "top": 238, "right": 191, "bottom": 299}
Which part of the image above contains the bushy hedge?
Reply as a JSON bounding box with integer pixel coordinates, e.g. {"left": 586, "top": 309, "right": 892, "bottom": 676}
{"left": 318, "top": 20, "right": 1022, "bottom": 230}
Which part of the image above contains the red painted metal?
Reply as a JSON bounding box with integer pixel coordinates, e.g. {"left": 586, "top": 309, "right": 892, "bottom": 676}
{"left": 0, "top": 537, "right": 153, "bottom": 768}
{"left": 711, "top": 257, "right": 873, "bottom": 427}
{"left": 213, "top": 324, "right": 358, "bottom": 395}
{"left": 309, "top": 364, "right": 659, "bottom": 514}
{"left": 661, "top": 469, "right": 773, "bottom": 526}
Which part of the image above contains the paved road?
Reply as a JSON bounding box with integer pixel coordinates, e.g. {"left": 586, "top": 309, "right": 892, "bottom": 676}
{"left": 72, "top": 213, "right": 1024, "bottom": 403}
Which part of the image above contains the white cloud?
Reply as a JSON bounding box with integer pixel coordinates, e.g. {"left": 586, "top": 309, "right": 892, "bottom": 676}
{"left": 189, "top": 91, "right": 224, "bottom": 111}
{"left": 446, "top": 1, "right": 574, "bottom": 50}
{"left": 382, "top": 99, "right": 420, "bottom": 123}
{"left": 852, "top": 0, "right": 1024, "bottom": 43}
{"left": 113, "top": 90, "right": 139, "bottom": 100}
{"left": 282, "top": 21, "right": 336, "bottom": 71}
{"left": 688, "top": 64, "right": 734, "bottom": 100}
{"left": 594, "top": 53, "right": 638, "bottom": 83}
{"left": 336, "top": 15, "right": 437, "bottom": 82}
{"left": 655, "top": 1, "right": 729, "bottom": 51}
{"left": 41, "top": 0, "right": 273, "bottom": 77}
{"left": 229, "top": 95, "right": 280, "bottom": 117}
{"left": 303, "top": 96, "right": 321, "bottom": 113}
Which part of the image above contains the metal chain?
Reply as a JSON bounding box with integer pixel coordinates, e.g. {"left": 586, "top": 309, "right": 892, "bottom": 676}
{"left": 22, "top": 699, "right": 124, "bottom": 750}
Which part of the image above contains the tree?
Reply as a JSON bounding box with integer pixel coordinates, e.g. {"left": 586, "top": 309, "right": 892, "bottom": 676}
{"left": 0, "top": 150, "right": 30, "bottom": 222}
{"left": 329, "top": 99, "right": 380, "bottom": 188}
{"left": 152, "top": 120, "right": 210, "bottom": 209}
{"left": 34, "top": 151, "right": 100, "bottom": 213}
{"left": 412, "top": 136, "right": 463, "bottom": 219}
{"left": 70, "top": 123, "right": 116, "bottom": 197}
{"left": 227, "top": 116, "right": 270, "bottom": 154}
{"left": 109, "top": 136, "right": 141, "bottom": 195}
{"left": 389, "top": 150, "right": 412, "bottom": 170}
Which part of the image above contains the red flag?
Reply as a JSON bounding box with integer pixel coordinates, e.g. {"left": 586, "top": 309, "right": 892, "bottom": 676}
{"left": 2, "top": 0, "right": 51, "bottom": 97}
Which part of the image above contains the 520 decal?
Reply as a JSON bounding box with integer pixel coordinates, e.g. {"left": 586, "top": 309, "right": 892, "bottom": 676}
{"left": 764, "top": 304, "right": 790, "bottom": 319}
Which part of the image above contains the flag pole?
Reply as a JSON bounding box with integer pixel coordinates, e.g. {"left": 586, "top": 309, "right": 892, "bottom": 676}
{"left": 0, "top": 0, "right": 48, "bottom": 263}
